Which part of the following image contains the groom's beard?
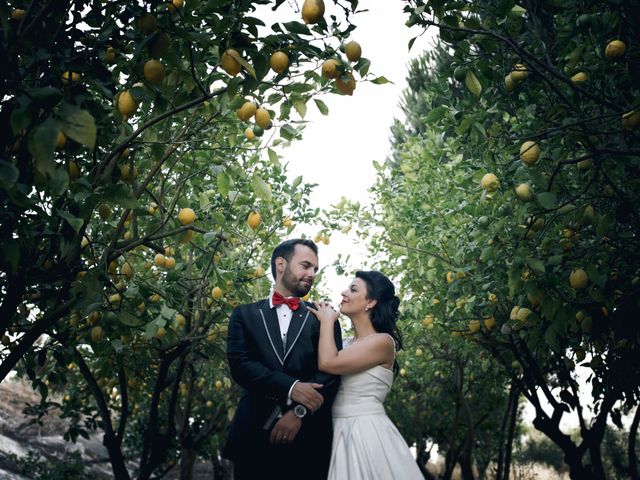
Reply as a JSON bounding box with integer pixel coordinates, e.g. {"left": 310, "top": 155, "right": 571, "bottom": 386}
{"left": 281, "top": 266, "right": 313, "bottom": 297}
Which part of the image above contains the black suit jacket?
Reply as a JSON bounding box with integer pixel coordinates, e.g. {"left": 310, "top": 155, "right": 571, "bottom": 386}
{"left": 223, "top": 299, "right": 342, "bottom": 479}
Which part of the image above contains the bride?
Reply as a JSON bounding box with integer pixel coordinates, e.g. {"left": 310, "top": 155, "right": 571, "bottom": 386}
{"left": 309, "top": 270, "right": 423, "bottom": 480}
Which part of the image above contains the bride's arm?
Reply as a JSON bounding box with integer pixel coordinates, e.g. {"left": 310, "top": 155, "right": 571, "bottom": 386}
{"left": 310, "top": 303, "right": 394, "bottom": 375}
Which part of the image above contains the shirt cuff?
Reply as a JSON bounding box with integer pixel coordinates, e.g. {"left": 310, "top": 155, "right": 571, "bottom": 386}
{"left": 287, "top": 380, "right": 299, "bottom": 406}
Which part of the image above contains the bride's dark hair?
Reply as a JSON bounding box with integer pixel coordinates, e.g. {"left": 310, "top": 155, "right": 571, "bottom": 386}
{"left": 355, "top": 270, "right": 403, "bottom": 373}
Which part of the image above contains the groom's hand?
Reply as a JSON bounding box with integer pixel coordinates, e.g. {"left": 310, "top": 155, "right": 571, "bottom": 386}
{"left": 291, "top": 382, "right": 324, "bottom": 412}
{"left": 270, "top": 410, "right": 302, "bottom": 445}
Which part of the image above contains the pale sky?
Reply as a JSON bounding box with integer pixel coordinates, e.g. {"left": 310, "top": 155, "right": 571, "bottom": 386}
{"left": 270, "top": 1, "right": 434, "bottom": 301}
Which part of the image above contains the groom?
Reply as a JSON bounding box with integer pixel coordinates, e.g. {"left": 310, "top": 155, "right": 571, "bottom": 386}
{"left": 223, "top": 238, "right": 343, "bottom": 480}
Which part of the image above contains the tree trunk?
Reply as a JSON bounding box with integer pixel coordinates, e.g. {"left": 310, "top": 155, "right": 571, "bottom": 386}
{"left": 459, "top": 450, "right": 475, "bottom": 480}
{"left": 628, "top": 404, "right": 640, "bottom": 480}
{"left": 179, "top": 445, "right": 197, "bottom": 480}
{"left": 415, "top": 437, "right": 436, "bottom": 480}
{"left": 502, "top": 384, "right": 519, "bottom": 480}
{"left": 442, "top": 448, "right": 456, "bottom": 480}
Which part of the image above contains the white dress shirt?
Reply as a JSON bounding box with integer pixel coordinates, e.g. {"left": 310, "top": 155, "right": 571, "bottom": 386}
{"left": 269, "top": 291, "right": 299, "bottom": 403}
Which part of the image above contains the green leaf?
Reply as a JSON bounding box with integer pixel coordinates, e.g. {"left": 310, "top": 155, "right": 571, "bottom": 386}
{"left": 99, "top": 184, "right": 137, "bottom": 208}
{"left": 291, "top": 175, "right": 303, "bottom": 189}
{"left": 267, "top": 148, "right": 280, "bottom": 165}
{"left": 10, "top": 105, "right": 32, "bottom": 134}
{"left": 280, "top": 123, "right": 299, "bottom": 140}
{"left": 119, "top": 311, "right": 145, "bottom": 327}
{"left": 199, "top": 192, "right": 210, "bottom": 210}
{"left": 59, "top": 104, "right": 96, "bottom": 149}
{"left": 526, "top": 257, "right": 545, "bottom": 274}
{"left": 464, "top": 71, "right": 482, "bottom": 96}
{"left": 0, "top": 160, "right": 20, "bottom": 190}
{"left": 371, "top": 76, "right": 393, "bottom": 85}
{"left": 58, "top": 209, "right": 84, "bottom": 233}
{"left": 595, "top": 214, "right": 613, "bottom": 237}
{"left": 314, "top": 99, "right": 329, "bottom": 116}
{"left": 426, "top": 106, "right": 447, "bottom": 123}
{"left": 282, "top": 21, "right": 311, "bottom": 35}
{"left": 536, "top": 192, "right": 558, "bottom": 210}
{"left": 293, "top": 100, "right": 307, "bottom": 119}
{"left": 217, "top": 171, "right": 230, "bottom": 198}
{"left": 28, "top": 118, "right": 58, "bottom": 179}
{"left": 160, "top": 305, "right": 176, "bottom": 320}
{"left": 251, "top": 175, "right": 272, "bottom": 202}
{"left": 3, "top": 239, "right": 20, "bottom": 275}
{"left": 50, "top": 167, "right": 69, "bottom": 196}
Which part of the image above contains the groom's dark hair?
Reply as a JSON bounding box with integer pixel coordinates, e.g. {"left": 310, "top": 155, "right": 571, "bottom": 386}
{"left": 271, "top": 239, "right": 318, "bottom": 280}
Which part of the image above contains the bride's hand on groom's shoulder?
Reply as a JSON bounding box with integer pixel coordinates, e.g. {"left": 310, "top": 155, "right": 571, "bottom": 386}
{"left": 308, "top": 301, "right": 339, "bottom": 323}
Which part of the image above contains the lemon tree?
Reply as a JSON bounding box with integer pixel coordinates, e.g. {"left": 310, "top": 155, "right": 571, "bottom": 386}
{"left": 0, "top": 0, "right": 384, "bottom": 477}
{"left": 324, "top": 2, "right": 639, "bottom": 477}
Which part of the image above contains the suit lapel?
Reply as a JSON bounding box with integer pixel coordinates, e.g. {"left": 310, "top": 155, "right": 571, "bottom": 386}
{"left": 283, "top": 303, "right": 310, "bottom": 363}
{"left": 259, "top": 301, "right": 285, "bottom": 366}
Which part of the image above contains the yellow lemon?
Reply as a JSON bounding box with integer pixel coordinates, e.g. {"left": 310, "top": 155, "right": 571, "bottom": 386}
{"left": 144, "top": 59, "right": 165, "bottom": 84}
{"left": 335, "top": 72, "right": 356, "bottom": 95}
{"left": 68, "top": 161, "right": 80, "bottom": 180}
{"left": 468, "top": 320, "right": 481, "bottom": 334}
{"left": 11, "top": 9, "right": 26, "bottom": 20}
{"left": 301, "top": 0, "right": 325, "bottom": 24}
{"left": 244, "top": 127, "right": 256, "bottom": 140}
{"left": 91, "top": 326, "right": 103, "bottom": 342}
{"left": 570, "top": 269, "right": 588, "bottom": 289}
{"left": 118, "top": 90, "right": 138, "bottom": 119}
{"left": 247, "top": 211, "right": 261, "bottom": 229}
{"left": 236, "top": 101, "right": 257, "bottom": 122}
{"left": 178, "top": 207, "right": 196, "bottom": 225}
{"left": 119, "top": 164, "right": 137, "bottom": 181}
{"left": 168, "top": 0, "right": 184, "bottom": 13}
{"left": 570, "top": 72, "right": 588, "bottom": 85}
{"left": 105, "top": 47, "right": 117, "bottom": 64}
{"left": 211, "top": 286, "right": 223, "bottom": 300}
{"left": 55, "top": 130, "right": 67, "bottom": 150}
{"left": 164, "top": 257, "right": 176, "bottom": 269}
{"left": 269, "top": 51, "right": 289, "bottom": 74}
{"left": 515, "top": 183, "right": 533, "bottom": 202}
{"left": 520, "top": 140, "right": 540, "bottom": 166}
{"left": 480, "top": 173, "right": 499, "bottom": 192}
{"left": 504, "top": 74, "right": 516, "bottom": 91}
{"left": 221, "top": 49, "right": 242, "bottom": 76}
{"left": 254, "top": 108, "right": 271, "bottom": 129}
{"left": 605, "top": 40, "right": 626, "bottom": 59}
{"left": 154, "top": 327, "right": 167, "bottom": 339}
{"left": 516, "top": 307, "right": 532, "bottom": 322}
{"left": 511, "top": 64, "right": 529, "bottom": 82}
{"left": 344, "top": 41, "right": 362, "bottom": 62}
{"left": 321, "top": 59, "right": 340, "bottom": 79}
{"left": 283, "top": 217, "right": 293, "bottom": 228}
{"left": 122, "top": 262, "right": 133, "bottom": 279}
{"left": 621, "top": 110, "right": 640, "bottom": 130}
{"left": 483, "top": 316, "right": 495, "bottom": 329}
{"left": 154, "top": 253, "right": 166, "bottom": 267}
{"left": 61, "top": 71, "right": 81, "bottom": 86}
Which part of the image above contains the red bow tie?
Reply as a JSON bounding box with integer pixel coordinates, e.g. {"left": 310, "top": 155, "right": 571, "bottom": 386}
{"left": 272, "top": 292, "right": 300, "bottom": 311}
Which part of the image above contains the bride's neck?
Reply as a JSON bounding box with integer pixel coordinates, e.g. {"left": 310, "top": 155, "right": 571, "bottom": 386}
{"left": 350, "top": 313, "right": 376, "bottom": 340}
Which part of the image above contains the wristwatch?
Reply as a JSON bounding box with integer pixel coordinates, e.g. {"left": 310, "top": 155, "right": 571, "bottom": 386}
{"left": 294, "top": 404, "right": 307, "bottom": 418}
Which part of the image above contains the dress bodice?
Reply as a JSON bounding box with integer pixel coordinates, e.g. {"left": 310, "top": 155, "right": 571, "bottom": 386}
{"left": 331, "top": 336, "right": 395, "bottom": 418}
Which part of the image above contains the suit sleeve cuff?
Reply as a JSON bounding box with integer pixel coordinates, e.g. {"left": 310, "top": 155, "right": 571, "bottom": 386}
{"left": 287, "top": 380, "right": 299, "bottom": 406}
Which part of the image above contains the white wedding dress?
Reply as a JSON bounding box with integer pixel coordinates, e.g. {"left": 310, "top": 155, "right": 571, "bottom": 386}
{"left": 328, "top": 336, "right": 423, "bottom": 479}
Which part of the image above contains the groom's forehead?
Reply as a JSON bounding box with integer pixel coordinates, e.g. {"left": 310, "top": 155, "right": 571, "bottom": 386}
{"left": 291, "top": 244, "right": 318, "bottom": 264}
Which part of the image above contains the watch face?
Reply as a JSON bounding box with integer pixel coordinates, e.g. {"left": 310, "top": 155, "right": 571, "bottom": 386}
{"left": 295, "top": 405, "right": 306, "bottom": 417}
